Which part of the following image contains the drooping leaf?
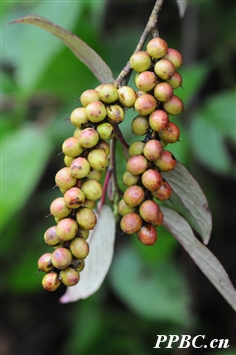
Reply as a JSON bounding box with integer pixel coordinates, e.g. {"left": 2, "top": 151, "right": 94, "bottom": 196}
{"left": 9, "top": 15, "right": 114, "bottom": 85}
{"left": 109, "top": 245, "right": 193, "bottom": 326}
{"left": 60, "top": 204, "right": 116, "bottom": 303}
{"left": 162, "top": 162, "right": 212, "bottom": 244}
{"left": 161, "top": 206, "right": 236, "bottom": 311}
{"left": 176, "top": 0, "right": 189, "bottom": 18}
{"left": 2, "top": 124, "right": 52, "bottom": 229}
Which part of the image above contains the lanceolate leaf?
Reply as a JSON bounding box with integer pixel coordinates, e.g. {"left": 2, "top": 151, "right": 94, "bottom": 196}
{"left": 161, "top": 206, "right": 236, "bottom": 311}
{"left": 10, "top": 15, "right": 114, "bottom": 84}
{"left": 162, "top": 162, "right": 212, "bottom": 245}
{"left": 60, "top": 204, "right": 116, "bottom": 303}
{"left": 176, "top": 0, "right": 189, "bottom": 18}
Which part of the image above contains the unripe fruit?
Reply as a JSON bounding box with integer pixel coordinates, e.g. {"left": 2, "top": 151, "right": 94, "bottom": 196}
{"left": 60, "top": 267, "right": 80, "bottom": 286}
{"left": 82, "top": 199, "right": 96, "bottom": 210}
{"left": 126, "top": 155, "right": 148, "bottom": 175}
{"left": 143, "top": 139, "right": 163, "bottom": 161}
{"left": 131, "top": 115, "right": 149, "bottom": 136}
{"left": 62, "top": 137, "right": 83, "bottom": 158}
{"left": 149, "top": 109, "right": 169, "bottom": 132}
{"left": 154, "top": 150, "right": 176, "bottom": 172}
{"left": 70, "top": 107, "right": 88, "bottom": 128}
{"left": 97, "top": 122, "right": 114, "bottom": 140}
{"left": 55, "top": 167, "right": 77, "bottom": 191}
{"left": 51, "top": 247, "right": 73, "bottom": 269}
{"left": 107, "top": 104, "right": 125, "bottom": 124}
{"left": 122, "top": 171, "right": 140, "bottom": 187}
{"left": 44, "top": 226, "right": 61, "bottom": 246}
{"left": 42, "top": 272, "right": 61, "bottom": 291}
{"left": 166, "top": 71, "right": 182, "bottom": 89}
{"left": 118, "top": 86, "right": 137, "bottom": 108}
{"left": 118, "top": 199, "right": 136, "bottom": 216}
{"left": 86, "top": 101, "right": 107, "bottom": 123}
{"left": 38, "top": 253, "right": 54, "bottom": 272}
{"left": 50, "top": 197, "right": 72, "bottom": 220}
{"left": 73, "top": 128, "right": 82, "bottom": 139}
{"left": 86, "top": 169, "right": 102, "bottom": 181}
{"left": 70, "top": 237, "right": 89, "bottom": 259}
{"left": 154, "top": 58, "right": 176, "bottom": 80}
{"left": 163, "top": 48, "right": 183, "bottom": 69}
{"left": 162, "top": 95, "right": 184, "bottom": 115}
{"left": 56, "top": 218, "right": 78, "bottom": 241}
{"left": 64, "top": 155, "right": 74, "bottom": 167}
{"left": 80, "top": 89, "right": 100, "bottom": 107}
{"left": 96, "top": 140, "right": 110, "bottom": 157}
{"left": 76, "top": 229, "right": 89, "bottom": 239}
{"left": 135, "top": 71, "right": 157, "bottom": 92}
{"left": 81, "top": 179, "right": 103, "bottom": 201}
{"left": 146, "top": 37, "right": 168, "bottom": 59}
{"left": 76, "top": 207, "right": 97, "bottom": 230}
{"left": 137, "top": 224, "right": 157, "bottom": 245}
{"left": 71, "top": 258, "right": 85, "bottom": 272}
{"left": 158, "top": 122, "right": 180, "bottom": 143}
{"left": 120, "top": 212, "right": 143, "bottom": 234}
{"left": 87, "top": 149, "right": 108, "bottom": 171}
{"left": 152, "top": 180, "right": 172, "bottom": 201}
{"left": 64, "top": 187, "right": 85, "bottom": 208}
{"left": 78, "top": 128, "right": 99, "bottom": 148}
{"left": 139, "top": 199, "right": 160, "bottom": 223}
{"left": 130, "top": 51, "right": 152, "bottom": 72}
{"left": 99, "top": 84, "right": 119, "bottom": 103}
{"left": 70, "top": 157, "right": 90, "bottom": 179}
{"left": 141, "top": 169, "right": 162, "bottom": 191}
{"left": 123, "top": 185, "right": 145, "bottom": 207}
{"left": 153, "top": 209, "right": 163, "bottom": 226}
{"left": 128, "top": 141, "right": 145, "bottom": 156}
{"left": 134, "top": 94, "right": 157, "bottom": 116}
{"left": 153, "top": 82, "right": 173, "bottom": 102}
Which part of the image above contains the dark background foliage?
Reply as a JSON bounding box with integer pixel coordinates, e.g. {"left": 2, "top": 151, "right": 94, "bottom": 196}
{"left": 1, "top": 1, "right": 236, "bottom": 354}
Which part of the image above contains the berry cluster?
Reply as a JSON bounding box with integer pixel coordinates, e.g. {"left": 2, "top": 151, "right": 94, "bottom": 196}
{"left": 118, "top": 37, "right": 183, "bottom": 246}
{"left": 38, "top": 83, "right": 137, "bottom": 291}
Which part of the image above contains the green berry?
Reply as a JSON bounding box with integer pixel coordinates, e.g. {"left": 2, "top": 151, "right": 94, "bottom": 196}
{"left": 70, "top": 157, "right": 90, "bottom": 179}
{"left": 44, "top": 226, "right": 61, "bottom": 246}
{"left": 154, "top": 58, "right": 176, "bottom": 80}
{"left": 86, "top": 101, "right": 107, "bottom": 123}
{"left": 64, "top": 155, "right": 74, "bottom": 167}
{"left": 128, "top": 141, "right": 145, "bottom": 156}
{"left": 70, "top": 237, "right": 89, "bottom": 259}
{"left": 99, "top": 84, "right": 119, "bottom": 103}
{"left": 81, "top": 179, "right": 103, "bottom": 201}
{"left": 166, "top": 72, "right": 182, "bottom": 89}
{"left": 76, "top": 207, "right": 97, "bottom": 230}
{"left": 146, "top": 37, "right": 168, "bottom": 59}
{"left": 118, "top": 86, "right": 137, "bottom": 108}
{"left": 154, "top": 82, "right": 173, "bottom": 102}
{"left": 162, "top": 95, "right": 184, "bottom": 115}
{"left": 96, "top": 122, "right": 114, "bottom": 140}
{"left": 131, "top": 115, "right": 149, "bottom": 136}
{"left": 87, "top": 148, "right": 108, "bottom": 171}
{"left": 118, "top": 199, "right": 136, "bottom": 216}
{"left": 122, "top": 171, "right": 140, "bottom": 187}
{"left": 130, "top": 51, "right": 152, "bottom": 72}
{"left": 86, "top": 169, "right": 102, "bottom": 181}
{"left": 80, "top": 89, "right": 100, "bottom": 107}
{"left": 107, "top": 104, "right": 125, "bottom": 124}
{"left": 71, "top": 258, "right": 85, "bottom": 272}
{"left": 70, "top": 107, "right": 88, "bottom": 128}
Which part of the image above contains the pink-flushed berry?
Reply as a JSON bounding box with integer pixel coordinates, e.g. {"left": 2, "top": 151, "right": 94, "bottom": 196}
{"left": 62, "top": 137, "right": 83, "bottom": 158}
{"left": 51, "top": 247, "right": 73, "bottom": 269}
{"left": 60, "top": 267, "right": 80, "bottom": 287}
{"left": 154, "top": 58, "right": 176, "bottom": 80}
{"left": 139, "top": 199, "right": 160, "bottom": 224}
{"left": 70, "top": 107, "right": 88, "bottom": 128}
{"left": 118, "top": 199, "right": 136, "bottom": 216}
{"left": 64, "top": 187, "right": 85, "bottom": 209}
{"left": 126, "top": 155, "right": 148, "bottom": 175}
{"left": 154, "top": 150, "right": 177, "bottom": 172}
{"left": 162, "top": 95, "right": 184, "bottom": 115}
{"left": 50, "top": 197, "right": 72, "bottom": 219}
{"left": 142, "top": 139, "right": 163, "bottom": 161}
{"left": 120, "top": 212, "right": 143, "bottom": 234}
{"left": 158, "top": 122, "right": 180, "bottom": 143}
{"left": 123, "top": 185, "right": 145, "bottom": 207}
{"left": 149, "top": 110, "right": 169, "bottom": 132}
{"left": 70, "top": 157, "right": 90, "bottom": 179}
{"left": 141, "top": 169, "right": 162, "bottom": 191}
{"left": 163, "top": 48, "right": 183, "bottom": 69}
{"left": 42, "top": 272, "right": 61, "bottom": 291}
{"left": 153, "top": 82, "right": 173, "bottom": 102}
{"left": 85, "top": 101, "right": 107, "bottom": 123}
{"left": 137, "top": 224, "right": 157, "bottom": 245}
{"left": 87, "top": 149, "right": 108, "bottom": 171}
{"left": 55, "top": 167, "right": 77, "bottom": 191}
{"left": 135, "top": 71, "right": 157, "bottom": 92}
{"left": 130, "top": 51, "right": 152, "bottom": 72}
{"left": 80, "top": 89, "right": 100, "bottom": 107}
{"left": 56, "top": 218, "right": 78, "bottom": 241}
{"left": 131, "top": 115, "right": 150, "bottom": 136}
{"left": 118, "top": 86, "right": 137, "bottom": 108}
{"left": 153, "top": 208, "right": 164, "bottom": 227}
{"left": 134, "top": 94, "right": 157, "bottom": 116}
{"left": 70, "top": 237, "right": 90, "bottom": 259}
{"left": 38, "top": 253, "right": 54, "bottom": 272}
{"left": 96, "top": 140, "right": 110, "bottom": 157}
{"left": 166, "top": 71, "right": 182, "bottom": 89}
{"left": 146, "top": 37, "right": 168, "bottom": 59}
{"left": 44, "top": 226, "right": 61, "bottom": 246}
{"left": 152, "top": 180, "right": 172, "bottom": 201}
{"left": 76, "top": 207, "right": 97, "bottom": 230}
{"left": 78, "top": 128, "right": 99, "bottom": 148}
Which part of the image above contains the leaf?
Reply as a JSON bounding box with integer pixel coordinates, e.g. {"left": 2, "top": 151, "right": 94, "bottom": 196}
{"left": 1, "top": 124, "right": 52, "bottom": 229}
{"left": 162, "top": 162, "right": 212, "bottom": 245}
{"left": 9, "top": 15, "right": 114, "bottom": 84}
{"left": 109, "top": 245, "right": 194, "bottom": 326}
{"left": 60, "top": 204, "right": 116, "bottom": 303}
{"left": 161, "top": 206, "right": 236, "bottom": 311}
{"left": 176, "top": 0, "right": 189, "bottom": 18}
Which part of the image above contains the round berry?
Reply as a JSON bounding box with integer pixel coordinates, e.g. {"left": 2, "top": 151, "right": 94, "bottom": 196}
{"left": 143, "top": 139, "right": 163, "bottom": 161}
{"left": 87, "top": 149, "right": 108, "bottom": 171}
{"left": 154, "top": 82, "right": 173, "bottom": 102}
{"left": 128, "top": 141, "right": 145, "bottom": 156}
{"left": 130, "top": 51, "right": 152, "bottom": 72}
{"left": 86, "top": 101, "right": 107, "bottom": 123}
{"left": 70, "top": 237, "right": 89, "bottom": 259}
{"left": 51, "top": 247, "right": 73, "bottom": 269}
{"left": 134, "top": 94, "right": 157, "bottom": 116}
{"left": 70, "top": 157, "right": 90, "bottom": 179}
{"left": 38, "top": 253, "right": 54, "bottom": 272}
{"left": 60, "top": 267, "right": 80, "bottom": 286}
{"left": 44, "top": 226, "right": 61, "bottom": 246}
{"left": 120, "top": 212, "right": 143, "bottom": 234}
{"left": 131, "top": 115, "right": 150, "bottom": 136}
{"left": 76, "top": 207, "right": 97, "bottom": 230}
{"left": 99, "top": 84, "right": 119, "bottom": 103}
{"left": 158, "top": 122, "right": 180, "bottom": 143}
{"left": 64, "top": 187, "right": 85, "bottom": 208}
{"left": 80, "top": 89, "right": 100, "bottom": 107}
{"left": 72, "top": 258, "right": 85, "bottom": 272}
{"left": 141, "top": 169, "right": 162, "bottom": 191}
{"left": 154, "top": 150, "right": 176, "bottom": 172}
{"left": 62, "top": 137, "right": 83, "bottom": 158}
{"left": 118, "top": 86, "right": 137, "bottom": 108}
{"left": 55, "top": 167, "right": 77, "bottom": 191}
{"left": 139, "top": 199, "right": 160, "bottom": 223}
{"left": 166, "top": 72, "right": 182, "bottom": 89}
{"left": 86, "top": 169, "right": 102, "bottom": 181}
{"left": 146, "top": 37, "right": 168, "bottom": 59}
{"left": 149, "top": 109, "right": 169, "bottom": 132}
{"left": 118, "top": 199, "right": 136, "bottom": 216}
{"left": 81, "top": 179, "right": 103, "bottom": 201}
{"left": 70, "top": 107, "right": 88, "bottom": 128}
{"left": 135, "top": 71, "right": 157, "bottom": 92}
{"left": 64, "top": 155, "right": 74, "bottom": 167}
{"left": 154, "top": 58, "right": 176, "bottom": 80}
{"left": 78, "top": 127, "right": 99, "bottom": 148}
{"left": 163, "top": 48, "right": 182, "bottom": 69}
{"left": 126, "top": 155, "right": 148, "bottom": 175}
{"left": 152, "top": 180, "right": 172, "bottom": 201}
{"left": 123, "top": 185, "right": 145, "bottom": 207}
{"left": 107, "top": 104, "right": 125, "bottom": 124}
{"left": 50, "top": 197, "right": 72, "bottom": 219}
{"left": 56, "top": 218, "right": 78, "bottom": 241}
{"left": 137, "top": 224, "right": 157, "bottom": 245}
{"left": 162, "top": 95, "right": 184, "bottom": 115}
{"left": 122, "top": 171, "right": 140, "bottom": 187}
{"left": 42, "top": 272, "right": 61, "bottom": 291}
{"left": 97, "top": 122, "right": 114, "bottom": 140}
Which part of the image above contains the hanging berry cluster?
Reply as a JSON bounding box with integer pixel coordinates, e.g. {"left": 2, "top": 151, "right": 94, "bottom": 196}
{"left": 38, "top": 36, "right": 183, "bottom": 291}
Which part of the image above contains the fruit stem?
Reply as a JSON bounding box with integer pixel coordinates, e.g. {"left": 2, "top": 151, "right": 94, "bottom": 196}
{"left": 115, "top": 0, "right": 164, "bottom": 85}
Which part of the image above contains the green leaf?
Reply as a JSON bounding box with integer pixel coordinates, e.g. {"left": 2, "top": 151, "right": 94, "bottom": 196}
{"left": 162, "top": 162, "right": 212, "bottom": 244}
{"left": 60, "top": 205, "right": 116, "bottom": 303}
{"left": 1, "top": 124, "right": 52, "bottom": 229}
{"left": 161, "top": 206, "right": 236, "bottom": 311}
{"left": 109, "top": 245, "right": 193, "bottom": 326}
{"left": 10, "top": 15, "right": 114, "bottom": 85}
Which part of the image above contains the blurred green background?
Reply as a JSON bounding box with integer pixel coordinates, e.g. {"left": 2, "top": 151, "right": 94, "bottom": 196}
{"left": 1, "top": 1, "right": 236, "bottom": 354}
